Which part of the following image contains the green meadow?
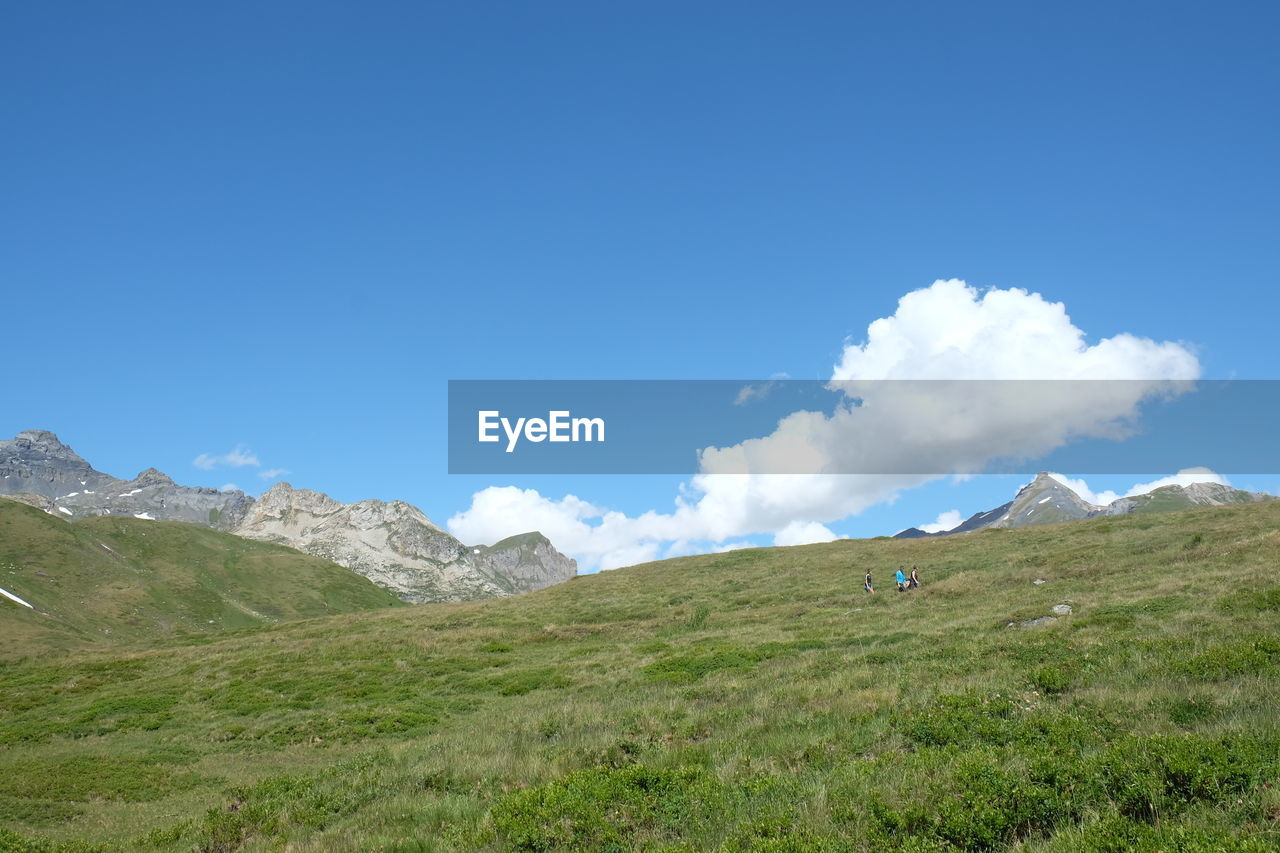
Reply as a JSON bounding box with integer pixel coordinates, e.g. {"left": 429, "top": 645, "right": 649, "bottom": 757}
{"left": 0, "top": 502, "right": 404, "bottom": 656}
{"left": 2, "top": 501, "right": 1279, "bottom": 851}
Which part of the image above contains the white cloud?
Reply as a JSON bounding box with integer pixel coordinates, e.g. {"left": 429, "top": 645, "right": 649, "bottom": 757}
{"left": 448, "top": 486, "right": 650, "bottom": 571}
{"left": 258, "top": 468, "right": 290, "bottom": 480}
{"left": 832, "top": 280, "right": 1198, "bottom": 381}
{"left": 713, "top": 541, "right": 757, "bottom": 553}
{"left": 224, "top": 446, "right": 259, "bottom": 467}
{"left": 193, "top": 445, "right": 261, "bottom": 470}
{"left": 734, "top": 381, "right": 779, "bottom": 406}
{"left": 449, "top": 279, "right": 1201, "bottom": 571}
{"left": 1050, "top": 468, "right": 1229, "bottom": 507}
{"left": 773, "top": 520, "right": 838, "bottom": 546}
{"left": 1125, "top": 468, "right": 1229, "bottom": 495}
{"left": 918, "top": 509, "right": 964, "bottom": 534}
{"left": 1046, "top": 473, "right": 1119, "bottom": 506}
{"left": 219, "top": 483, "right": 240, "bottom": 492}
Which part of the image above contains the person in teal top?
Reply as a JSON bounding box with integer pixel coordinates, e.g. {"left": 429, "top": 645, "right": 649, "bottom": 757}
{"left": 895, "top": 567, "right": 907, "bottom": 592}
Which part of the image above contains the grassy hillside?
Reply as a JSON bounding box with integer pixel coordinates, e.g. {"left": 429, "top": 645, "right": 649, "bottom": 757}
{"left": 2, "top": 501, "right": 1279, "bottom": 851}
{"left": 0, "top": 500, "right": 404, "bottom": 656}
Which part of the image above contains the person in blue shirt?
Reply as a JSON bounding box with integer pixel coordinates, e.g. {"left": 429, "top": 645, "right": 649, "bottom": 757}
{"left": 895, "top": 566, "right": 907, "bottom": 592}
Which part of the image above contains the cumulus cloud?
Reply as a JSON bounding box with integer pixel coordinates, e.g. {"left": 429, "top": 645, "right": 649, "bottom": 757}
{"left": 219, "top": 483, "right": 240, "bottom": 492}
{"left": 449, "top": 279, "right": 1202, "bottom": 571}
{"left": 918, "top": 509, "right": 964, "bottom": 534}
{"left": 447, "top": 486, "right": 670, "bottom": 571}
{"left": 773, "top": 520, "right": 839, "bottom": 546}
{"left": 258, "top": 468, "right": 290, "bottom": 480}
{"left": 1049, "top": 468, "right": 1229, "bottom": 507}
{"left": 1045, "top": 473, "right": 1115, "bottom": 506}
{"left": 193, "top": 445, "right": 261, "bottom": 470}
{"left": 832, "top": 280, "right": 1198, "bottom": 381}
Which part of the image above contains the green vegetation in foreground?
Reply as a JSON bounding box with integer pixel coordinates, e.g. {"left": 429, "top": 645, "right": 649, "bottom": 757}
{"left": 0, "top": 500, "right": 404, "bottom": 655}
{"left": 2, "top": 502, "right": 1279, "bottom": 851}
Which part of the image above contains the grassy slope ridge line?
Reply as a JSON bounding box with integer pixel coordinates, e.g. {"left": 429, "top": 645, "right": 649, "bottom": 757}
{"left": 1, "top": 501, "right": 1279, "bottom": 851}
{"left": 0, "top": 500, "right": 404, "bottom": 656}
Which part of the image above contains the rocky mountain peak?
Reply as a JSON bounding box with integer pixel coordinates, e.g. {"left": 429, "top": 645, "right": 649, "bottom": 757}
{"left": 16, "top": 429, "right": 68, "bottom": 448}
{"left": 261, "top": 481, "right": 294, "bottom": 498}
{"left": 383, "top": 499, "right": 446, "bottom": 532}
{"left": 11, "top": 429, "right": 89, "bottom": 465}
{"left": 992, "top": 472, "right": 1100, "bottom": 528}
{"left": 1, "top": 430, "right": 252, "bottom": 528}
{"left": 233, "top": 481, "right": 576, "bottom": 602}
{"left": 897, "top": 471, "right": 1274, "bottom": 539}
{"left": 487, "top": 531, "right": 553, "bottom": 549}
{"left": 132, "top": 467, "right": 175, "bottom": 487}
{"left": 1015, "top": 472, "right": 1067, "bottom": 497}
{"left": 472, "top": 531, "right": 577, "bottom": 594}
{"left": 253, "top": 482, "right": 345, "bottom": 516}
{"left": 1178, "top": 482, "right": 1238, "bottom": 502}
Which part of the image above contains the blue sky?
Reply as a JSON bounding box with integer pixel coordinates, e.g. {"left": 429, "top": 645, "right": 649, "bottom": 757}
{"left": 4, "top": 2, "right": 1278, "bottom": 564}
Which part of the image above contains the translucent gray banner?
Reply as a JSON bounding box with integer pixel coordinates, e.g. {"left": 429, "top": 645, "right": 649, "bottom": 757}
{"left": 447, "top": 379, "right": 1280, "bottom": 475}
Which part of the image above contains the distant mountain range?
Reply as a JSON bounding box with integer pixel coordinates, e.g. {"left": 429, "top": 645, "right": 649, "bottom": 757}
{"left": 236, "top": 482, "right": 575, "bottom": 601}
{"left": 0, "top": 430, "right": 576, "bottom": 603}
{"left": 895, "top": 472, "right": 1275, "bottom": 539}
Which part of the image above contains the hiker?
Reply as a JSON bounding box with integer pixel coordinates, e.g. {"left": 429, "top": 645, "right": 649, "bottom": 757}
{"left": 909, "top": 566, "right": 920, "bottom": 589}
{"left": 895, "top": 566, "right": 907, "bottom": 592}
{"left": 864, "top": 569, "right": 875, "bottom": 594}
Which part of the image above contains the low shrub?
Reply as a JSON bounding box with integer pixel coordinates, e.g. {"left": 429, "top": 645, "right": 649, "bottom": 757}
{"left": 1165, "top": 694, "right": 1218, "bottom": 727}
{"left": 1030, "top": 664, "right": 1074, "bottom": 695}
{"left": 491, "top": 764, "right": 724, "bottom": 851}
{"left": 1176, "top": 635, "right": 1280, "bottom": 681}
{"left": 191, "top": 753, "right": 386, "bottom": 853}
{"left": 643, "top": 646, "right": 757, "bottom": 683}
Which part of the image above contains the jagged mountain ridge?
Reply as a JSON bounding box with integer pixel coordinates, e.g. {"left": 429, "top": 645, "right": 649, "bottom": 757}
{"left": 0, "top": 430, "right": 254, "bottom": 527}
{"left": 895, "top": 472, "right": 1275, "bottom": 538}
{"left": 987, "top": 473, "right": 1108, "bottom": 529}
{"left": 0, "top": 430, "right": 576, "bottom": 603}
{"left": 234, "top": 483, "right": 574, "bottom": 602}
